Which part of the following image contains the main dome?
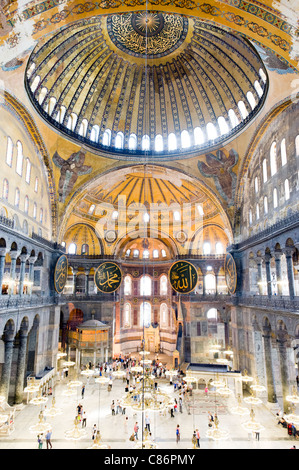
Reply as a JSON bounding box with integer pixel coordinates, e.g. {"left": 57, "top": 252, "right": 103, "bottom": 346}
{"left": 25, "top": 11, "right": 268, "bottom": 160}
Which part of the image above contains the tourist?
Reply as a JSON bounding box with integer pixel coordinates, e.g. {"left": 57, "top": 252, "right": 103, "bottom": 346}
{"left": 37, "top": 434, "right": 43, "bottom": 449}
{"left": 45, "top": 429, "right": 52, "bottom": 449}
{"left": 196, "top": 428, "right": 200, "bottom": 447}
{"left": 176, "top": 424, "right": 180, "bottom": 443}
{"left": 145, "top": 414, "right": 151, "bottom": 433}
{"left": 82, "top": 411, "right": 87, "bottom": 427}
{"left": 81, "top": 385, "right": 85, "bottom": 399}
{"left": 134, "top": 422, "right": 139, "bottom": 440}
{"left": 111, "top": 400, "right": 115, "bottom": 415}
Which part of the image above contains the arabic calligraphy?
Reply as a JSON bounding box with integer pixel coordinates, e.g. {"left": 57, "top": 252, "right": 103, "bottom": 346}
{"left": 94, "top": 262, "right": 122, "bottom": 293}
{"left": 169, "top": 261, "right": 198, "bottom": 294}
{"left": 224, "top": 253, "right": 237, "bottom": 294}
{"left": 107, "top": 12, "right": 188, "bottom": 58}
{"left": 54, "top": 255, "right": 68, "bottom": 294}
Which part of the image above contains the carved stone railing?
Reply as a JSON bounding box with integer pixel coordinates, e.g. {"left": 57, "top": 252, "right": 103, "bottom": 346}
{"left": 234, "top": 295, "right": 299, "bottom": 311}
{"left": 0, "top": 294, "right": 61, "bottom": 310}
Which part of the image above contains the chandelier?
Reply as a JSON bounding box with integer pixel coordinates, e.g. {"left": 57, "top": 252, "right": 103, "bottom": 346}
{"left": 243, "top": 390, "right": 263, "bottom": 405}
{"left": 29, "top": 411, "right": 52, "bottom": 434}
{"left": 121, "top": 376, "right": 171, "bottom": 412}
{"left": 230, "top": 396, "right": 250, "bottom": 416}
{"left": 88, "top": 430, "right": 111, "bottom": 449}
{"left": 65, "top": 419, "right": 88, "bottom": 440}
{"left": 43, "top": 397, "right": 63, "bottom": 417}
{"left": 95, "top": 376, "right": 110, "bottom": 385}
{"left": 29, "top": 392, "right": 48, "bottom": 406}
{"left": 242, "top": 408, "right": 264, "bottom": 433}
{"left": 210, "top": 374, "right": 226, "bottom": 388}
{"left": 286, "top": 386, "right": 299, "bottom": 404}
{"left": 206, "top": 418, "right": 229, "bottom": 441}
{"left": 239, "top": 370, "right": 254, "bottom": 383}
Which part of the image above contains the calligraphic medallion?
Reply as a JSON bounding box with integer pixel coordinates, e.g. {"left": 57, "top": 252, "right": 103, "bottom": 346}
{"left": 107, "top": 12, "right": 188, "bottom": 58}
{"left": 54, "top": 254, "right": 68, "bottom": 294}
{"left": 169, "top": 261, "right": 198, "bottom": 294}
{"left": 94, "top": 262, "right": 122, "bottom": 294}
{"left": 224, "top": 253, "right": 237, "bottom": 294}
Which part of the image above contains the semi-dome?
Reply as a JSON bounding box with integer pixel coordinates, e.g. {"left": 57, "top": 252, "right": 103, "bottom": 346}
{"left": 25, "top": 11, "right": 268, "bottom": 159}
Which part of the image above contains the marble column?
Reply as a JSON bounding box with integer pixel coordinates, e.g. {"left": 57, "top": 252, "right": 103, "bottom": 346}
{"left": 262, "top": 329, "right": 277, "bottom": 403}
{"left": 19, "top": 254, "right": 29, "bottom": 296}
{"left": 9, "top": 250, "right": 20, "bottom": 295}
{"left": 284, "top": 248, "right": 295, "bottom": 299}
{"left": 73, "top": 268, "right": 78, "bottom": 295}
{"left": 264, "top": 253, "right": 272, "bottom": 298}
{"left": 256, "top": 256, "right": 263, "bottom": 295}
{"left": 14, "top": 329, "right": 29, "bottom": 403}
{"left": 0, "top": 248, "right": 7, "bottom": 296}
{"left": 277, "top": 334, "right": 290, "bottom": 413}
{"left": 85, "top": 271, "right": 89, "bottom": 295}
{"left": 0, "top": 331, "right": 15, "bottom": 401}
{"left": 28, "top": 256, "right": 37, "bottom": 296}
{"left": 274, "top": 250, "right": 283, "bottom": 296}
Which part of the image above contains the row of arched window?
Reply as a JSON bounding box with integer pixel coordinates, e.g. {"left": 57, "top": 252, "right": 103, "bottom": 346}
{"left": 249, "top": 179, "right": 291, "bottom": 225}
{"left": 30, "top": 70, "right": 265, "bottom": 153}
{"left": 2, "top": 179, "right": 44, "bottom": 223}
{"left": 124, "top": 274, "right": 168, "bottom": 296}
{"left": 6, "top": 137, "right": 38, "bottom": 187}
{"left": 122, "top": 301, "right": 169, "bottom": 328}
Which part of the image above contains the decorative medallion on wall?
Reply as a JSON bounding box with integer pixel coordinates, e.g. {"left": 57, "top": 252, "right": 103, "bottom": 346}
{"left": 107, "top": 12, "right": 188, "bottom": 58}
{"left": 104, "top": 230, "right": 117, "bottom": 243}
{"left": 224, "top": 253, "right": 237, "bottom": 294}
{"left": 175, "top": 230, "right": 188, "bottom": 243}
{"left": 169, "top": 260, "right": 198, "bottom": 294}
{"left": 54, "top": 254, "right": 68, "bottom": 294}
{"left": 94, "top": 262, "right": 122, "bottom": 293}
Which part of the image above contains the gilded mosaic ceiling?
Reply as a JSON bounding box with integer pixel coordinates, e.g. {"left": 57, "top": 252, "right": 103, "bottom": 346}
{"left": 25, "top": 11, "right": 268, "bottom": 160}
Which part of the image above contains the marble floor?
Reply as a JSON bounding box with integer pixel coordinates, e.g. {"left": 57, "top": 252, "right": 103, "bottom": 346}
{"left": 0, "top": 369, "right": 298, "bottom": 451}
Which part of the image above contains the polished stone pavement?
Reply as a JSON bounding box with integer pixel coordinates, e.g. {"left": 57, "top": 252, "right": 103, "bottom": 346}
{"left": 0, "top": 369, "right": 297, "bottom": 451}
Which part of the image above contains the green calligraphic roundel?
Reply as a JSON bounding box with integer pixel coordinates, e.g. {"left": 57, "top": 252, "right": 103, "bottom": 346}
{"left": 169, "top": 260, "right": 198, "bottom": 294}
{"left": 224, "top": 253, "right": 237, "bottom": 294}
{"left": 54, "top": 254, "right": 68, "bottom": 294}
{"left": 94, "top": 262, "right": 122, "bottom": 293}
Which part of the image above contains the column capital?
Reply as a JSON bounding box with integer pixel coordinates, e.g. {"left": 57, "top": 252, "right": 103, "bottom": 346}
{"left": 274, "top": 249, "right": 283, "bottom": 260}
{"left": 9, "top": 250, "right": 20, "bottom": 260}
{"left": 263, "top": 253, "right": 272, "bottom": 263}
{"left": 28, "top": 256, "right": 37, "bottom": 265}
{"left": 19, "top": 253, "right": 29, "bottom": 263}
{"left": 283, "top": 246, "right": 295, "bottom": 257}
{"left": 0, "top": 247, "right": 8, "bottom": 257}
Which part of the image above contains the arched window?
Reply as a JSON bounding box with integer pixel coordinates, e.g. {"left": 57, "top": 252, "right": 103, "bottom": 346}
{"left": 173, "top": 211, "right": 180, "bottom": 221}
{"left": 128, "top": 133, "right": 137, "bottom": 150}
{"left": 123, "top": 303, "right": 131, "bottom": 328}
{"left": 15, "top": 188, "right": 20, "bottom": 207}
{"left": 249, "top": 208, "right": 253, "bottom": 225}
{"left": 141, "top": 135, "right": 150, "bottom": 151}
{"left": 25, "top": 158, "right": 31, "bottom": 184}
{"left": 160, "top": 275, "right": 167, "bottom": 295}
{"left": 206, "top": 122, "right": 218, "bottom": 140}
{"left": 2, "top": 179, "right": 9, "bottom": 200}
{"left": 58, "top": 105, "right": 66, "bottom": 124}
{"left": 125, "top": 249, "right": 131, "bottom": 257}
{"left": 215, "top": 242, "right": 224, "bottom": 254}
{"left": 48, "top": 97, "right": 57, "bottom": 117}
{"left": 90, "top": 125, "right": 99, "bottom": 143}
{"left": 140, "top": 275, "right": 151, "bottom": 296}
{"left": 270, "top": 142, "right": 277, "bottom": 176}
{"left": 259, "top": 68, "right": 267, "bottom": 83}
{"left": 124, "top": 275, "right": 132, "bottom": 296}
{"left": 133, "top": 249, "right": 139, "bottom": 258}
{"left": 16, "top": 141, "right": 23, "bottom": 176}
{"left": 34, "top": 177, "right": 39, "bottom": 193}
{"left": 102, "top": 129, "right": 111, "bottom": 146}
{"left": 264, "top": 196, "right": 268, "bottom": 214}
{"left": 254, "top": 80, "right": 263, "bottom": 98}
{"left": 6, "top": 137, "right": 13, "bottom": 167}
{"left": 254, "top": 177, "right": 259, "bottom": 193}
{"left": 78, "top": 119, "right": 88, "bottom": 137}
{"left": 143, "top": 250, "right": 149, "bottom": 259}
{"left": 39, "top": 208, "right": 43, "bottom": 223}
{"left": 38, "top": 87, "right": 47, "bottom": 105}
{"left": 115, "top": 131, "right": 124, "bottom": 149}
{"left": 205, "top": 274, "right": 216, "bottom": 293}
{"left": 194, "top": 127, "right": 205, "bottom": 145}
{"left": 30, "top": 75, "right": 40, "bottom": 93}
{"left": 81, "top": 244, "right": 89, "bottom": 255}
{"left": 262, "top": 159, "right": 268, "bottom": 183}
{"left": 88, "top": 204, "right": 95, "bottom": 215}
{"left": 207, "top": 308, "right": 217, "bottom": 319}
{"left": 33, "top": 202, "right": 37, "bottom": 219}
{"left": 228, "top": 109, "right": 239, "bottom": 128}
{"left": 153, "top": 249, "right": 159, "bottom": 258}
{"left": 161, "top": 249, "right": 167, "bottom": 258}
{"left": 217, "top": 117, "right": 229, "bottom": 135}
{"left": 23, "top": 219, "right": 28, "bottom": 235}
{"left": 168, "top": 133, "right": 177, "bottom": 151}
{"left": 281, "top": 139, "right": 287, "bottom": 166}
{"left": 68, "top": 243, "right": 77, "bottom": 255}
{"left": 247, "top": 91, "right": 256, "bottom": 110}
{"left": 285, "top": 179, "right": 290, "bottom": 200}
{"left": 155, "top": 134, "right": 163, "bottom": 152}
{"left": 203, "top": 242, "right": 211, "bottom": 255}
{"left": 273, "top": 188, "right": 278, "bottom": 208}
{"left": 140, "top": 302, "right": 151, "bottom": 327}
{"left": 24, "top": 195, "right": 29, "bottom": 214}
{"left": 160, "top": 303, "right": 168, "bottom": 326}
{"left": 238, "top": 100, "right": 248, "bottom": 119}
{"left": 181, "top": 130, "right": 191, "bottom": 148}
{"left": 256, "top": 203, "right": 259, "bottom": 220}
